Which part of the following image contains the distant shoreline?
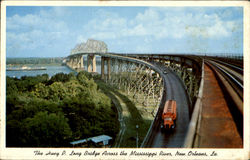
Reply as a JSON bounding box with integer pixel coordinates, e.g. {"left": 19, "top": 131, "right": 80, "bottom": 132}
{"left": 7, "top": 63, "right": 62, "bottom": 67}
{"left": 6, "top": 57, "right": 64, "bottom": 66}
{"left": 7, "top": 66, "right": 47, "bottom": 71}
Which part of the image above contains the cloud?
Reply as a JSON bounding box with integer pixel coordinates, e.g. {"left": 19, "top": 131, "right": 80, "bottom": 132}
{"left": 6, "top": 6, "right": 243, "bottom": 56}
{"left": 82, "top": 7, "right": 241, "bottom": 41}
{"left": 7, "top": 7, "right": 70, "bottom": 56}
{"left": 134, "top": 8, "right": 234, "bottom": 39}
{"left": 135, "top": 8, "right": 160, "bottom": 22}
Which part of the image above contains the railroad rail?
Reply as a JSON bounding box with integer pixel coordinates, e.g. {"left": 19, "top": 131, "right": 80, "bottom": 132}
{"left": 184, "top": 58, "right": 243, "bottom": 147}
{"left": 205, "top": 59, "right": 243, "bottom": 114}
{"left": 208, "top": 58, "right": 243, "bottom": 74}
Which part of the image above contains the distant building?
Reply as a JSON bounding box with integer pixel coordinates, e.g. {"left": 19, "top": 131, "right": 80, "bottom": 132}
{"left": 70, "top": 135, "right": 112, "bottom": 148}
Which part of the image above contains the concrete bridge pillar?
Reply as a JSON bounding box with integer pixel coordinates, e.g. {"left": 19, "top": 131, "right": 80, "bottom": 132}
{"left": 73, "top": 58, "right": 77, "bottom": 69}
{"left": 107, "top": 57, "right": 111, "bottom": 80}
{"left": 75, "top": 58, "right": 78, "bottom": 69}
{"left": 77, "top": 56, "right": 81, "bottom": 69}
{"left": 101, "top": 57, "right": 105, "bottom": 79}
{"left": 100, "top": 57, "right": 111, "bottom": 80}
{"left": 71, "top": 58, "right": 74, "bottom": 68}
{"left": 92, "top": 55, "right": 96, "bottom": 72}
{"left": 80, "top": 56, "right": 84, "bottom": 69}
{"left": 87, "top": 54, "right": 96, "bottom": 72}
{"left": 69, "top": 59, "right": 72, "bottom": 68}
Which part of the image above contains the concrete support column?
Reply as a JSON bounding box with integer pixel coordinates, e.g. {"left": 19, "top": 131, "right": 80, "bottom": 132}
{"left": 80, "top": 56, "right": 84, "bottom": 69}
{"left": 69, "top": 59, "right": 73, "bottom": 68}
{"left": 71, "top": 58, "right": 73, "bottom": 68}
{"left": 107, "top": 58, "right": 111, "bottom": 80}
{"left": 101, "top": 57, "right": 105, "bottom": 79}
{"left": 73, "top": 58, "right": 76, "bottom": 69}
{"left": 87, "top": 55, "right": 92, "bottom": 72}
{"left": 75, "top": 58, "right": 78, "bottom": 69}
{"left": 92, "top": 55, "right": 96, "bottom": 72}
{"left": 67, "top": 60, "right": 70, "bottom": 68}
{"left": 77, "top": 57, "right": 81, "bottom": 69}
{"left": 87, "top": 54, "right": 96, "bottom": 72}
{"left": 71, "top": 59, "right": 74, "bottom": 68}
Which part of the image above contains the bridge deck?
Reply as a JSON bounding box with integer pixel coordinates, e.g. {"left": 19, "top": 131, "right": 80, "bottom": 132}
{"left": 197, "top": 64, "right": 242, "bottom": 148}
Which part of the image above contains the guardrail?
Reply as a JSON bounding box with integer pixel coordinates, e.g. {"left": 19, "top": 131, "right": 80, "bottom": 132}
{"left": 183, "top": 59, "right": 204, "bottom": 148}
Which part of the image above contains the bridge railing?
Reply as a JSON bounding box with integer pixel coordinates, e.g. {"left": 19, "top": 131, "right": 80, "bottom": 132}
{"left": 183, "top": 59, "right": 204, "bottom": 147}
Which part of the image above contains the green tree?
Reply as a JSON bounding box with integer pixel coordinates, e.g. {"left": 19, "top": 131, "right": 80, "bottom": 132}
{"left": 48, "top": 82, "right": 67, "bottom": 101}
{"left": 49, "top": 72, "right": 75, "bottom": 84}
{"left": 32, "top": 83, "right": 49, "bottom": 98}
{"left": 6, "top": 72, "right": 119, "bottom": 147}
{"left": 23, "top": 111, "right": 72, "bottom": 147}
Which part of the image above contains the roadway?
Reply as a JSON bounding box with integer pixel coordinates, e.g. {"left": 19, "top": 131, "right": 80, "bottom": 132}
{"left": 144, "top": 61, "right": 190, "bottom": 148}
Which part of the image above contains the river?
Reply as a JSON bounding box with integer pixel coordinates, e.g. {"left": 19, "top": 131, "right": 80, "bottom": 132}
{"left": 6, "top": 65, "right": 102, "bottom": 79}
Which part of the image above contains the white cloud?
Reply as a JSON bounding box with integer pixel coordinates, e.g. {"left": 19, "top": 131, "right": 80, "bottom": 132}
{"left": 7, "top": 7, "right": 243, "bottom": 55}
{"left": 128, "top": 24, "right": 148, "bottom": 36}
{"left": 7, "top": 7, "right": 70, "bottom": 56}
{"left": 78, "top": 7, "right": 241, "bottom": 45}
{"left": 133, "top": 8, "right": 238, "bottom": 39}
{"left": 135, "top": 8, "right": 159, "bottom": 22}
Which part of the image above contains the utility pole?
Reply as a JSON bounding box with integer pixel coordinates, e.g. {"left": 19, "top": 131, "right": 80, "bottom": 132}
{"left": 136, "top": 125, "right": 139, "bottom": 148}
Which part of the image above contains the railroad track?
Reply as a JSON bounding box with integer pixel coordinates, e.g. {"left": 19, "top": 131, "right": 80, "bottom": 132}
{"left": 204, "top": 59, "right": 243, "bottom": 138}
{"left": 206, "top": 57, "right": 243, "bottom": 73}
{"left": 211, "top": 59, "right": 243, "bottom": 74}
{"left": 205, "top": 59, "right": 243, "bottom": 110}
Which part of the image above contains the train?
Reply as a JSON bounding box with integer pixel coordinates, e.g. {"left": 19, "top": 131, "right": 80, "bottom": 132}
{"left": 161, "top": 100, "right": 177, "bottom": 130}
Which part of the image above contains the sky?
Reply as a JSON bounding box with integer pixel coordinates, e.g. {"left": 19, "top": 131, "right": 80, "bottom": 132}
{"left": 6, "top": 6, "right": 243, "bottom": 58}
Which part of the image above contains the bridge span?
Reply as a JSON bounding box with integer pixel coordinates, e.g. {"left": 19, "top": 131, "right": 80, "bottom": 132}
{"left": 65, "top": 52, "right": 243, "bottom": 148}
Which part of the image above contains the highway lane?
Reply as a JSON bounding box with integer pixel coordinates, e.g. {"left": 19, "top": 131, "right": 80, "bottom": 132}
{"left": 145, "top": 62, "right": 190, "bottom": 148}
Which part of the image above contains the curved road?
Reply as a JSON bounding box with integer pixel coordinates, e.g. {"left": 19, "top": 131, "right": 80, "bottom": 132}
{"left": 144, "top": 62, "right": 190, "bottom": 148}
